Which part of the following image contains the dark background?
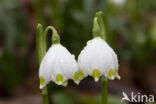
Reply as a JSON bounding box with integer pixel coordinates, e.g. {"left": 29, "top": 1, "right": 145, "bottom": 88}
{"left": 0, "top": 0, "right": 156, "bottom": 104}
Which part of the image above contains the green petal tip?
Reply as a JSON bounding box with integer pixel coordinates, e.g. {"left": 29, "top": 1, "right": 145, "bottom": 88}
{"left": 92, "top": 69, "right": 101, "bottom": 82}
{"left": 73, "top": 71, "right": 80, "bottom": 84}
{"left": 56, "top": 73, "right": 63, "bottom": 85}
{"left": 40, "top": 76, "right": 46, "bottom": 86}
{"left": 108, "top": 68, "right": 115, "bottom": 79}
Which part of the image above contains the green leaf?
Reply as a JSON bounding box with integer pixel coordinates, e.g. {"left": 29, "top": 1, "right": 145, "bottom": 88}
{"left": 36, "top": 24, "right": 46, "bottom": 64}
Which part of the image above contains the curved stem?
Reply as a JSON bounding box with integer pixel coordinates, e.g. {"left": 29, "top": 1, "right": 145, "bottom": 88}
{"left": 96, "top": 11, "right": 108, "bottom": 104}
{"left": 93, "top": 17, "right": 101, "bottom": 38}
{"left": 93, "top": 11, "right": 108, "bottom": 104}
{"left": 44, "top": 26, "right": 60, "bottom": 44}
{"left": 95, "top": 11, "right": 107, "bottom": 41}
{"left": 36, "top": 24, "right": 60, "bottom": 104}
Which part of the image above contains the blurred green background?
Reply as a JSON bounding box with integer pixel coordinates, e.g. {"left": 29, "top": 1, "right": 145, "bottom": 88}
{"left": 0, "top": 0, "right": 156, "bottom": 104}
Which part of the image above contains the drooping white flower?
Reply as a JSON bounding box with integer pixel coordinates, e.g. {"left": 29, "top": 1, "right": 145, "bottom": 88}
{"left": 39, "top": 44, "right": 79, "bottom": 89}
{"left": 78, "top": 37, "right": 120, "bottom": 82}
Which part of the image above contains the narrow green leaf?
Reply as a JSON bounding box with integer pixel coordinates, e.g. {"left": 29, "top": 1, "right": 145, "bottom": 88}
{"left": 36, "top": 24, "right": 46, "bottom": 64}
{"left": 36, "top": 24, "right": 49, "bottom": 104}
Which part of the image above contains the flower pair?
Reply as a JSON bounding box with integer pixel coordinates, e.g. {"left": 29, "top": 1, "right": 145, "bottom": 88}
{"left": 39, "top": 12, "right": 120, "bottom": 89}
{"left": 39, "top": 34, "right": 120, "bottom": 89}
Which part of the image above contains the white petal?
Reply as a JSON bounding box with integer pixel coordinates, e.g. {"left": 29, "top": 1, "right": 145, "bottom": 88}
{"left": 39, "top": 44, "right": 79, "bottom": 88}
{"left": 50, "top": 44, "right": 79, "bottom": 85}
{"left": 109, "top": 47, "right": 120, "bottom": 79}
{"left": 78, "top": 37, "right": 119, "bottom": 80}
{"left": 51, "top": 55, "right": 65, "bottom": 85}
{"left": 39, "top": 46, "right": 56, "bottom": 89}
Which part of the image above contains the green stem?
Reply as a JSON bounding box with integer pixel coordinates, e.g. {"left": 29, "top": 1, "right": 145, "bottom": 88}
{"left": 101, "top": 76, "right": 108, "bottom": 104}
{"left": 36, "top": 24, "right": 60, "bottom": 104}
{"left": 94, "top": 11, "right": 107, "bottom": 41}
{"left": 44, "top": 26, "right": 60, "bottom": 44}
{"left": 93, "top": 17, "right": 101, "bottom": 38}
{"left": 93, "top": 11, "right": 108, "bottom": 104}
{"left": 97, "top": 11, "right": 108, "bottom": 104}
{"left": 42, "top": 87, "right": 49, "bottom": 104}
{"left": 36, "top": 24, "right": 49, "bottom": 104}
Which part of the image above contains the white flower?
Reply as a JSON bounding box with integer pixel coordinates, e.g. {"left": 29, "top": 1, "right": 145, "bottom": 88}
{"left": 78, "top": 37, "right": 120, "bottom": 82}
{"left": 39, "top": 44, "right": 79, "bottom": 89}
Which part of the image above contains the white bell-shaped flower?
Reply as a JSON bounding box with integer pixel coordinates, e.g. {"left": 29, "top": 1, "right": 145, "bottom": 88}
{"left": 39, "top": 44, "right": 79, "bottom": 89}
{"left": 78, "top": 37, "right": 120, "bottom": 82}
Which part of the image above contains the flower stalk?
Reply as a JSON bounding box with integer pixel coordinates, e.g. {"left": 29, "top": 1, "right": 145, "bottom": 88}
{"left": 101, "top": 76, "right": 108, "bottom": 104}
{"left": 93, "top": 11, "right": 108, "bottom": 104}
{"left": 36, "top": 24, "right": 51, "bottom": 104}
{"left": 44, "top": 26, "right": 60, "bottom": 44}
{"left": 94, "top": 11, "right": 107, "bottom": 41}
{"left": 39, "top": 25, "right": 79, "bottom": 88}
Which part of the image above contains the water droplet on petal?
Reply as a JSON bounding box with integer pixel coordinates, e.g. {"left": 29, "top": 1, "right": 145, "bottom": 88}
{"left": 94, "top": 77, "right": 99, "bottom": 82}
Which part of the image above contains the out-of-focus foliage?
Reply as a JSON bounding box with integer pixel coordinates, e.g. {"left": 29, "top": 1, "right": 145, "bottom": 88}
{"left": 0, "top": 0, "right": 156, "bottom": 103}
{"left": 52, "top": 90, "right": 128, "bottom": 104}
{"left": 0, "top": 0, "right": 28, "bottom": 51}
{"left": 0, "top": 0, "right": 28, "bottom": 94}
